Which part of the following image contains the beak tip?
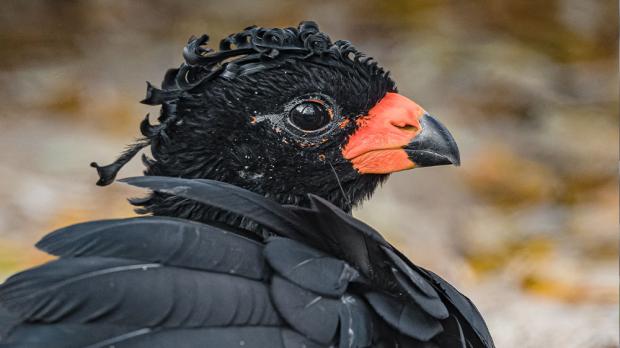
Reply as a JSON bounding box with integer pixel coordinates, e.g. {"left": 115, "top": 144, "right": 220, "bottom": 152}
{"left": 405, "top": 114, "right": 461, "bottom": 169}
{"left": 450, "top": 154, "right": 461, "bottom": 167}
{"left": 450, "top": 144, "right": 461, "bottom": 167}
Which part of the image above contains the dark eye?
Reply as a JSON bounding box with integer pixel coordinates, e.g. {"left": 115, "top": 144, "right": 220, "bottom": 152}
{"left": 287, "top": 101, "right": 332, "bottom": 131}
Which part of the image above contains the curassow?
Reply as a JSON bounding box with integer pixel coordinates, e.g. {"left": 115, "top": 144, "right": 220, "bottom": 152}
{"left": 0, "top": 21, "right": 494, "bottom": 348}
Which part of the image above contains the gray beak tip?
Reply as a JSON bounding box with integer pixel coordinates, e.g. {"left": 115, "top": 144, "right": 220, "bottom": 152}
{"left": 404, "top": 114, "right": 461, "bottom": 168}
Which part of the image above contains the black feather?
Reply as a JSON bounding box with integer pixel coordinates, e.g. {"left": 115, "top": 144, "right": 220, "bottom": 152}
{"left": 381, "top": 245, "right": 450, "bottom": 320}
{"left": 36, "top": 216, "right": 266, "bottom": 280}
{"left": 364, "top": 292, "right": 443, "bottom": 342}
{"left": 2, "top": 323, "right": 136, "bottom": 348}
{"left": 391, "top": 267, "right": 449, "bottom": 320}
{"left": 100, "top": 327, "right": 326, "bottom": 348}
{"left": 305, "top": 194, "right": 388, "bottom": 246}
{"left": 336, "top": 294, "right": 374, "bottom": 348}
{"left": 433, "top": 316, "right": 467, "bottom": 348}
{"left": 381, "top": 246, "right": 439, "bottom": 299}
{"left": 0, "top": 304, "right": 19, "bottom": 341}
{"left": 120, "top": 176, "right": 310, "bottom": 241}
{"left": 270, "top": 275, "right": 340, "bottom": 344}
{"left": 420, "top": 268, "right": 495, "bottom": 348}
{"left": 4, "top": 325, "right": 327, "bottom": 348}
{"left": 0, "top": 257, "right": 280, "bottom": 327}
{"left": 386, "top": 247, "right": 494, "bottom": 347}
{"left": 285, "top": 197, "right": 379, "bottom": 278}
{"left": 264, "top": 237, "right": 360, "bottom": 296}
{"left": 270, "top": 275, "right": 375, "bottom": 347}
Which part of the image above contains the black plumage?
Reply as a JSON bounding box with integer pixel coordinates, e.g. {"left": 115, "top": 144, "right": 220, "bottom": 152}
{"left": 1, "top": 177, "right": 493, "bottom": 347}
{"left": 0, "top": 21, "right": 494, "bottom": 347}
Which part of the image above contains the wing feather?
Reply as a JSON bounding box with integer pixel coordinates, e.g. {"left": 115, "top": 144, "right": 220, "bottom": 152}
{"left": 36, "top": 216, "right": 266, "bottom": 279}
{"left": 4, "top": 325, "right": 326, "bottom": 348}
{"left": 384, "top": 247, "right": 494, "bottom": 347}
{"left": 364, "top": 292, "right": 443, "bottom": 342}
{"left": 264, "top": 237, "right": 360, "bottom": 297}
{"left": 0, "top": 257, "right": 280, "bottom": 328}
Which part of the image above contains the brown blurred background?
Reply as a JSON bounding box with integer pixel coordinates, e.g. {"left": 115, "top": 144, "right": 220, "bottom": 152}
{"left": 0, "top": 1, "right": 617, "bottom": 346}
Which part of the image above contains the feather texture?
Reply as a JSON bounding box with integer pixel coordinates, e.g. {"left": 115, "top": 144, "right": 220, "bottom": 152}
{"left": 264, "top": 237, "right": 360, "bottom": 296}
{"left": 364, "top": 292, "right": 443, "bottom": 342}
{"left": 4, "top": 325, "right": 326, "bottom": 348}
{"left": 0, "top": 257, "right": 280, "bottom": 327}
{"left": 0, "top": 304, "right": 19, "bottom": 342}
{"left": 36, "top": 216, "right": 266, "bottom": 279}
{"left": 384, "top": 247, "right": 494, "bottom": 347}
{"left": 270, "top": 275, "right": 340, "bottom": 344}
{"left": 0, "top": 176, "right": 494, "bottom": 347}
{"left": 2, "top": 323, "right": 136, "bottom": 348}
{"left": 391, "top": 267, "right": 449, "bottom": 320}
{"left": 381, "top": 246, "right": 439, "bottom": 299}
{"left": 421, "top": 268, "right": 494, "bottom": 348}
{"left": 336, "top": 294, "right": 374, "bottom": 348}
{"left": 120, "top": 176, "right": 310, "bottom": 241}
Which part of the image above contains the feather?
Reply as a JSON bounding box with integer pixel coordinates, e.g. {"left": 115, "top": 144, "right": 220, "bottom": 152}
{"left": 264, "top": 237, "right": 360, "bottom": 296}
{"left": 280, "top": 329, "right": 328, "bottom": 348}
{"left": 337, "top": 294, "right": 374, "bottom": 348}
{"left": 364, "top": 292, "right": 443, "bottom": 342}
{"left": 387, "top": 247, "right": 494, "bottom": 347}
{"left": 306, "top": 194, "right": 388, "bottom": 246}
{"left": 115, "top": 326, "right": 330, "bottom": 348}
{"left": 381, "top": 245, "right": 450, "bottom": 320}
{"left": 394, "top": 333, "right": 442, "bottom": 348}
{"left": 391, "top": 268, "right": 449, "bottom": 320}
{"left": 380, "top": 246, "right": 439, "bottom": 299}
{"left": 285, "top": 199, "right": 375, "bottom": 277}
{"left": 288, "top": 196, "right": 400, "bottom": 294}
{"left": 120, "top": 176, "right": 310, "bottom": 241}
{"left": 270, "top": 275, "right": 340, "bottom": 344}
{"left": 433, "top": 316, "right": 467, "bottom": 348}
{"left": 270, "top": 275, "right": 376, "bottom": 347}
{"left": 100, "top": 327, "right": 325, "bottom": 348}
{"left": 419, "top": 269, "right": 494, "bottom": 348}
{"left": 4, "top": 325, "right": 327, "bottom": 348}
{"left": 3, "top": 323, "right": 135, "bottom": 348}
{"left": 285, "top": 195, "right": 389, "bottom": 253}
{"left": 36, "top": 216, "right": 266, "bottom": 280}
{"left": 0, "top": 304, "right": 19, "bottom": 341}
{"left": 0, "top": 257, "right": 280, "bottom": 327}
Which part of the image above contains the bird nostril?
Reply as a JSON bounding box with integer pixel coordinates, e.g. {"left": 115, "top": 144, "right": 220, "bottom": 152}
{"left": 396, "top": 125, "right": 418, "bottom": 132}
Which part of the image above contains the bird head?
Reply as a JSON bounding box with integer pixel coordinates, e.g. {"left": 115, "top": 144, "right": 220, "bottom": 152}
{"left": 92, "top": 21, "right": 459, "bottom": 221}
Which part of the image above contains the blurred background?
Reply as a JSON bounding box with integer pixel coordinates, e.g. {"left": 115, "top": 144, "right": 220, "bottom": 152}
{"left": 0, "top": 1, "right": 617, "bottom": 346}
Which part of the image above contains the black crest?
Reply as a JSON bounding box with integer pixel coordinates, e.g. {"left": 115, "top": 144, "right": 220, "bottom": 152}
{"left": 92, "top": 21, "right": 385, "bottom": 186}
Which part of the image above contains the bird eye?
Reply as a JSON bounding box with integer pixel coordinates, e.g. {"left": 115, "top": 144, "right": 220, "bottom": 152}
{"left": 287, "top": 101, "right": 332, "bottom": 132}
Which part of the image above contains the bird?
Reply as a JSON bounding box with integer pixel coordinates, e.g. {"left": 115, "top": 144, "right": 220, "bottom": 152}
{"left": 0, "top": 21, "right": 494, "bottom": 348}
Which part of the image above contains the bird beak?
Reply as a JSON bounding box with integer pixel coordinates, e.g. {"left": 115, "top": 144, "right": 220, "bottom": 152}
{"left": 404, "top": 114, "right": 460, "bottom": 167}
{"left": 342, "top": 93, "right": 460, "bottom": 174}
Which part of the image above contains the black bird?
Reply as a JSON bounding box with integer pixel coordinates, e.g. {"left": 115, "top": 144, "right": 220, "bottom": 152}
{"left": 0, "top": 22, "right": 494, "bottom": 348}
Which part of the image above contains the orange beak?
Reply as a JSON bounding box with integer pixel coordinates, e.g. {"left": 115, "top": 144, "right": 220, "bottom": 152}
{"left": 342, "top": 93, "right": 460, "bottom": 174}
